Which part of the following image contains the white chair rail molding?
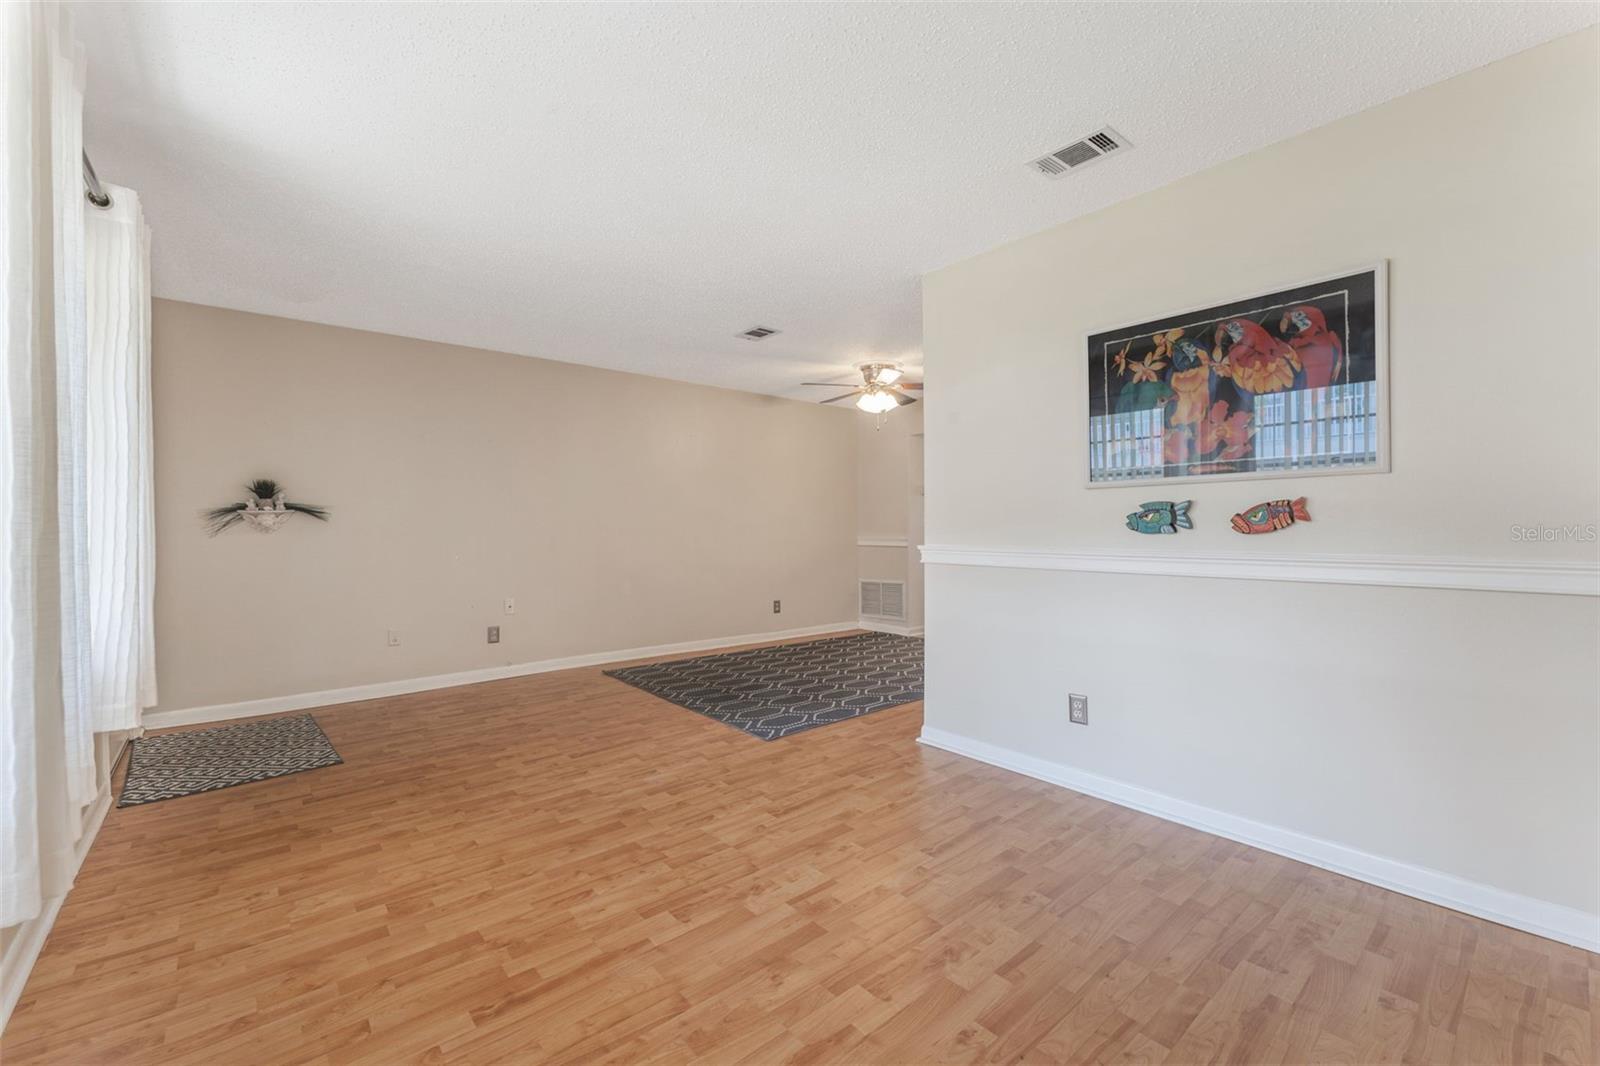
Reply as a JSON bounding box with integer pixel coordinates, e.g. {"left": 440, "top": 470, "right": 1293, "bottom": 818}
{"left": 918, "top": 544, "right": 1600, "bottom": 597}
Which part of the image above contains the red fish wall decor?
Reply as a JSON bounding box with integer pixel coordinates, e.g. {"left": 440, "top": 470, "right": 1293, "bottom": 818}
{"left": 1230, "top": 497, "right": 1310, "bottom": 535}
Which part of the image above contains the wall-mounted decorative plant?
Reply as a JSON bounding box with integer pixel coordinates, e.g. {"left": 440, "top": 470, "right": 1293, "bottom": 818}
{"left": 203, "top": 479, "right": 329, "bottom": 536}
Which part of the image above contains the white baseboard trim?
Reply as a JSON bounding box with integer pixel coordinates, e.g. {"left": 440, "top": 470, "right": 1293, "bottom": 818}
{"left": 1, "top": 779, "right": 115, "bottom": 1034}
{"left": 143, "top": 621, "right": 864, "bottom": 730}
{"left": 918, "top": 545, "right": 1600, "bottom": 597}
{"left": 857, "top": 618, "right": 924, "bottom": 637}
{"left": 918, "top": 727, "right": 1600, "bottom": 952}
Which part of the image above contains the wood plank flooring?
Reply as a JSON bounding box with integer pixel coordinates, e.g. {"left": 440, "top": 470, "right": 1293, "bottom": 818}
{"left": 6, "top": 632, "right": 1596, "bottom": 1064}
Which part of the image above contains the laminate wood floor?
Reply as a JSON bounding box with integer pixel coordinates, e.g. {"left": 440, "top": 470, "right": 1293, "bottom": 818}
{"left": 6, "top": 633, "right": 1595, "bottom": 1065}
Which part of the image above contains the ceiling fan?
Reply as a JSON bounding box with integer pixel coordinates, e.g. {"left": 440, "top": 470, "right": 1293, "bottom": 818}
{"left": 800, "top": 363, "right": 922, "bottom": 414}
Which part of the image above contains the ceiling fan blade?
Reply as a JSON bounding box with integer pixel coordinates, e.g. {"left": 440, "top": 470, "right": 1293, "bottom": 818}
{"left": 818, "top": 391, "right": 863, "bottom": 404}
{"left": 800, "top": 382, "right": 858, "bottom": 387}
{"left": 896, "top": 381, "right": 924, "bottom": 389}
{"left": 890, "top": 390, "right": 918, "bottom": 406}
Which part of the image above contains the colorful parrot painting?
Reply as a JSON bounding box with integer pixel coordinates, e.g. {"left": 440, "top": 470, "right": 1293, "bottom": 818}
{"left": 1214, "top": 318, "right": 1300, "bottom": 397}
{"left": 1163, "top": 399, "right": 1255, "bottom": 469}
{"left": 1193, "top": 400, "right": 1254, "bottom": 463}
{"left": 1279, "top": 305, "right": 1345, "bottom": 388}
{"left": 1167, "top": 338, "right": 1214, "bottom": 427}
{"left": 1111, "top": 339, "right": 1174, "bottom": 414}
{"left": 1086, "top": 267, "right": 1381, "bottom": 484}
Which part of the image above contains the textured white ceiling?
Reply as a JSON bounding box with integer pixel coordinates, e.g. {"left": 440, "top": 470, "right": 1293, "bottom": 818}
{"left": 69, "top": 2, "right": 1595, "bottom": 398}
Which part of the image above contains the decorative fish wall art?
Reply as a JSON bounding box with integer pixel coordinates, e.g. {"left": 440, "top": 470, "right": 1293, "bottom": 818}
{"left": 1230, "top": 497, "right": 1310, "bottom": 535}
{"left": 1125, "top": 500, "right": 1193, "bottom": 535}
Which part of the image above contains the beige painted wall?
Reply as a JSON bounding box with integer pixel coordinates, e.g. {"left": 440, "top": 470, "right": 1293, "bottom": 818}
{"left": 922, "top": 30, "right": 1599, "bottom": 923}
{"left": 151, "top": 300, "right": 858, "bottom": 712}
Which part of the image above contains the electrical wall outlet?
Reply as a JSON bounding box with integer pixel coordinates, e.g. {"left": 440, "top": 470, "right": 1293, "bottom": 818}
{"left": 1068, "top": 693, "right": 1089, "bottom": 725}
{"left": 772, "top": 599, "right": 782, "bottom": 614}
{"left": 487, "top": 625, "right": 500, "bottom": 644}
{"left": 503, "top": 597, "right": 516, "bottom": 615}
{"left": 387, "top": 629, "right": 401, "bottom": 647}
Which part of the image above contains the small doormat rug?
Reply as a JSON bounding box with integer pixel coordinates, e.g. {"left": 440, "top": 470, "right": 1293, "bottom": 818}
{"left": 117, "top": 713, "right": 342, "bottom": 807}
{"left": 605, "top": 631, "right": 923, "bottom": 741}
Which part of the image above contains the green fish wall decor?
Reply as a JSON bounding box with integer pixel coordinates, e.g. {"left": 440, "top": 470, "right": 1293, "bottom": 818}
{"left": 1125, "top": 500, "right": 1192, "bottom": 535}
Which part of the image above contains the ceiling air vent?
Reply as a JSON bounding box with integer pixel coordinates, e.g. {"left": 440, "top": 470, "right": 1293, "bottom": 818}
{"left": 739, "top": 326, "right": 779, "bottom": 340}
{"left": 1028, "top": 126, "right": 1130, "bottom": 179}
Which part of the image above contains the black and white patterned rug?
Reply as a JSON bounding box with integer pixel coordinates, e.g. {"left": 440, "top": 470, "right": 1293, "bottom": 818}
{"left": 117, "top": 713, "right": 342, "bottom": 807}
{"left": 605, "top": 632, "right": 923, "bottom": 741}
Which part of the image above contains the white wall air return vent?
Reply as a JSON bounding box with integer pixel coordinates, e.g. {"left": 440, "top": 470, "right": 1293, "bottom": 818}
{"left": 1028, "top": 127, "right": 1130, "bottom": 179}
{"left": 859, "top": 580, "right": 906, "bottom": 621}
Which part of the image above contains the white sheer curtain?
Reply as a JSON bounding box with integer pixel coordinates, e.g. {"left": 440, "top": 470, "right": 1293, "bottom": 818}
{"left": 1, "top": 1, "right": 114, "bottom": 928}
{"left": 87, "top": 185, "right": 156, "bottom": 730}
{"left": 45, "top": 0, "right": 96, "bottom": 813}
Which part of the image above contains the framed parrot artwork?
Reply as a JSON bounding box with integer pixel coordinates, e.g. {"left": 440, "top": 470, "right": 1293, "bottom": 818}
{"left": 1085, "top": 263, "right": 1387, "bottom": 486}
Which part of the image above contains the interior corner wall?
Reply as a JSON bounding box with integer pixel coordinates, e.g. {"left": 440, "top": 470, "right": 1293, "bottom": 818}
{"left": 920, "top": 29, "right": 1600, "bottom": 941}
{"left": 856, "top": 405, "right": 925, "bottom": 631}
{"left": 149, "top": 300, "right": 858, "bottom": 713}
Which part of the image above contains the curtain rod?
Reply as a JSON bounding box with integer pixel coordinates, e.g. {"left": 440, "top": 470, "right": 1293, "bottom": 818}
{"left": 82, "top": 150, "right": 111, "bottom": 209}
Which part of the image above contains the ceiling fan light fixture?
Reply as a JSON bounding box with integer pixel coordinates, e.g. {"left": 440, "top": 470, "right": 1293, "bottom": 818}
{"left": 856, "top": 389, "right": 898, "bottom": 414}
{"left": 873, "top": 365, "right": 902, "bottom": 385}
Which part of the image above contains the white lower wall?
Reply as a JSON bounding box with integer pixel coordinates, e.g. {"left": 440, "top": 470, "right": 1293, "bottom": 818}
{"left": 916, "top": 727, "right": 1599, "bottom": 952}
{"left": 922, "top": 565, "right": 1599, "bottom": 946}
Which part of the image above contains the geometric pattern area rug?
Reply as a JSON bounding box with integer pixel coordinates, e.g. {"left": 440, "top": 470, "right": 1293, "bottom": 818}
{"left": 117, "top": 713, "right": 342, "bottom": 807}
{"left": 604, "top": 631, "right": 923, "bottom": 741}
